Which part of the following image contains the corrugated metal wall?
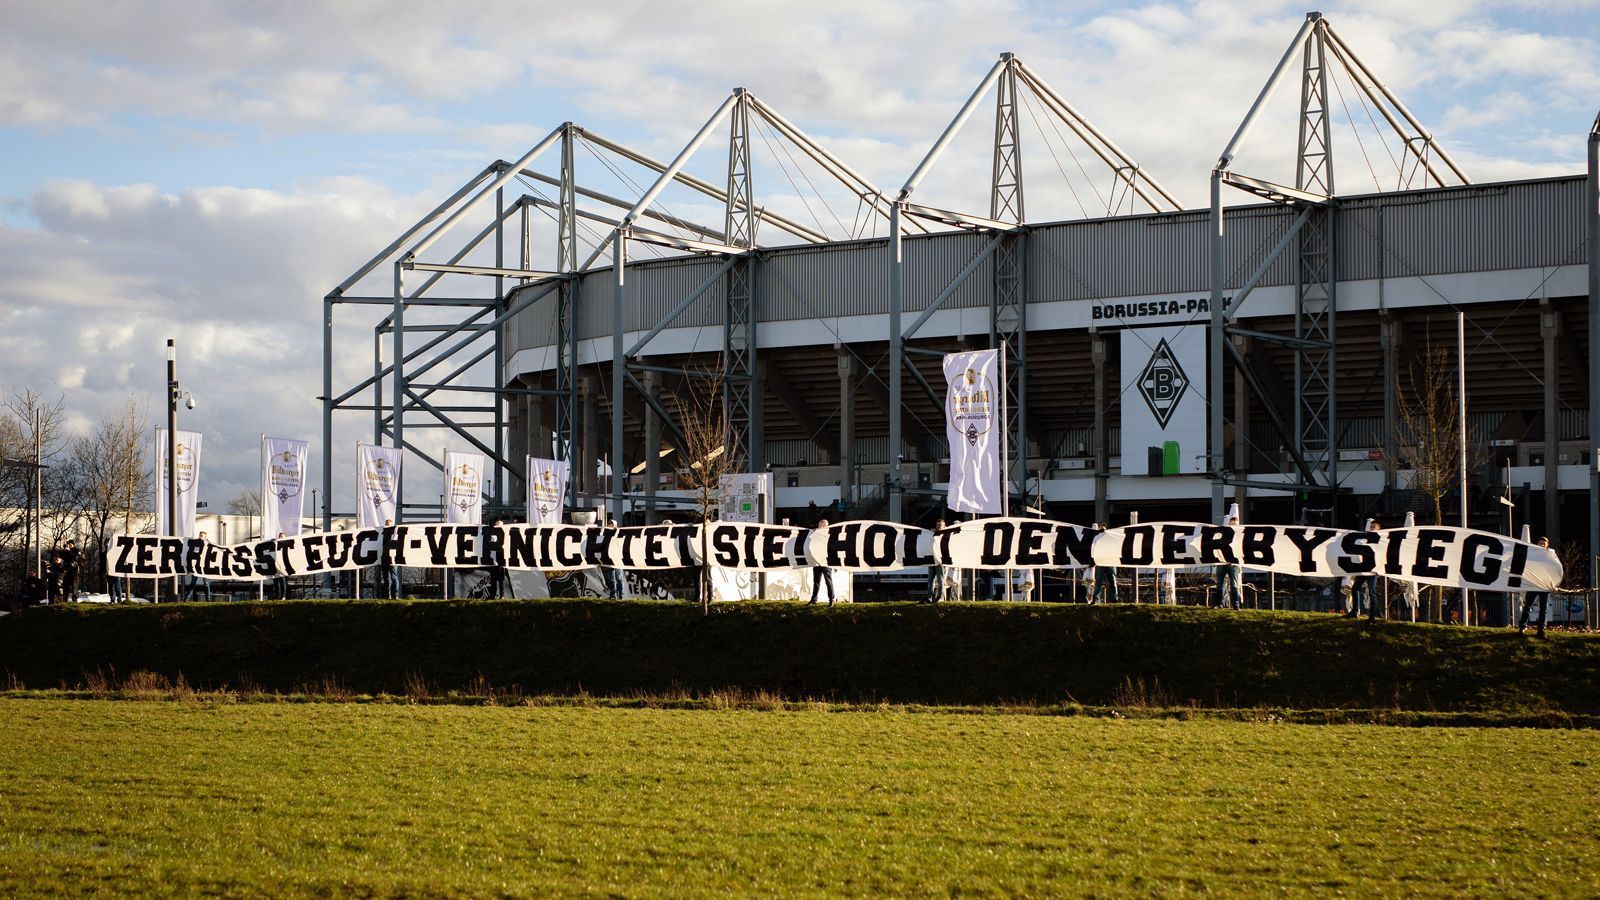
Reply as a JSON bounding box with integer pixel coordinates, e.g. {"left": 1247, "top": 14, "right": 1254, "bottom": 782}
{"left": 506, "top": 175, "right": 1588, "bottom": 355}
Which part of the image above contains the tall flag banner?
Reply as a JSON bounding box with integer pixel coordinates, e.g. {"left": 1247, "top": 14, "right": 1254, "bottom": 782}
{"left": 261, "top": 437, "right": 309, "bottom": 538}
{"left": 526, "top": 457, "right": 568, "bottom": 525}
{"left": 943, "top": 348, "right": 1004, "bottom": 514}
{"left": 444, "top": 449, "right": 485, "bottom": 525}
{"left": 1120, "top": 325, "right": 1207, "bottom": 476}
{"left": 155, "top": 428, "right": 203, "bottom": 538}
{"left": 356, "top": 443, "right": 403, "bottom": 528}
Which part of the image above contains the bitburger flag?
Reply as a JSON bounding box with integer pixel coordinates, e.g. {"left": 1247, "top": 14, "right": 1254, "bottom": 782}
{"left": 443, "top": 449, "right": 485, "bottom": 525}
{"left": 260, "top": 436, "right": 309, "bottom": 538}
{"left": 526, "top": 456, "right": 568, "bottom": 525}
{"left": 154, "top": 428, "right": 202, "bottom": 538}
{"left": 356, "top": 443, "right": 402, "bottom": 528}
{"left": 943, "top": 348, "right": 1004, "bottom": 515}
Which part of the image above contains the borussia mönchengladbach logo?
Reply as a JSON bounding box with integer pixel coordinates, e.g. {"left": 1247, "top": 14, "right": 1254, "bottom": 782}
{"left": 1137, "top": 337, "right": 1189, "bottom": 429}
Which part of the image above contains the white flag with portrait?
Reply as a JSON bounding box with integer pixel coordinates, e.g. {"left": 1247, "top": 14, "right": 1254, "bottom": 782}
{"left": 155, "top": 429, "right": 203, "bottom": 537}
{"left": 261, "top": 436, "right": 309, "bottom": 538}
{"left": 356, "top": 443, "right": 402, "bottom": 528}
{"left": 943, "top": 348, "right": 1004, "bottom": 515}
{"left": 444, "top": 449, "right": 485, "bottom": 525}
{"left": 526, "top": 456, "right": 568, "bottom": 525}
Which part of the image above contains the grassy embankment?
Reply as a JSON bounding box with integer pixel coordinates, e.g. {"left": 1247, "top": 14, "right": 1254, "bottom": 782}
{"left": 3, "top": 599, "right": 1597, "bottom": 721}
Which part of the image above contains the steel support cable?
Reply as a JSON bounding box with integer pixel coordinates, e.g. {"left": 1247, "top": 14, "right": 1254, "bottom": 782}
{"left": 516, "top": 177, "right": 618, "bottom": 258}
{"left": 1337, "top": 60, "right": 1403, "bottom": 183}
{"left": 1016, "top": 88, "right": 1092, "bottom": 219}
{"left": 757, "top": 117, "right": 853, "bottom": 239}
{"left": 577, "top": 138, "right": 696, "bottom": 249}
{"left": 750, "top": 118, "right": 833, "bottom": 241}
{"left": 1327, "top": 59, "right": 1384, "bottom": 194}
{"left": 1023, "top": 86, "right": 1109, "bottom": 213}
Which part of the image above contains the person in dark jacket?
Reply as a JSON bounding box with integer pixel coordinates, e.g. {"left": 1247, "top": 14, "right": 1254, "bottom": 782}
{"left": 59, "top": 539, "right": 80, "bottom": 602}
{"left": 1517, "top": 536, "right": 1553, "bottom": 639}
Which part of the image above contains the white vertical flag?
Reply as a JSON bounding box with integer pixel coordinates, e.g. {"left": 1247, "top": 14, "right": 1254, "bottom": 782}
{"left": 526, "top": 456, "right": 568, "bottom": 525}
{"left": 356, "top": 443, "right": 403, "bottom": 528}
{"left": 155, "top": 428, "right": 203, "bottom": 537}
{"left": 444, "top": 449, "right": 485, "bottom": 525}
{"left": 261, "top": 436, "right": 310, "bottom": 538}
{"left": 943, "top": 348, "right": 1004, "bottom": 515}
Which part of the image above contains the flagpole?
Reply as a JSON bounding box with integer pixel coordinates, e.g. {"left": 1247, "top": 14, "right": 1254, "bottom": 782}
{"left": 258, "top": 433, "right": 266, "bottom": 602}
{"left": 1458, "top": 311, "right": 1469, "bottom": 626}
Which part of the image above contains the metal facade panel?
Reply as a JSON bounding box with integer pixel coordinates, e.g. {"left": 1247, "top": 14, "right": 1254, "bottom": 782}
{"left": 502, "top": 176, "right": 1589, "bottom": 359}
{"left": 757, "top": 239, "right": 887, "bottom": 321}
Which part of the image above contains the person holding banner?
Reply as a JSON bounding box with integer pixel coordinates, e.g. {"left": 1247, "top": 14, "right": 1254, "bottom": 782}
{"left": 1517, "top": 536, "right": 1552, "bottom": 638}
{"left": 810, "top": 519, "right": 836, "bottom": 606}
{"left": 183, "top": 532, "right": 213, "bottom": 601}
{"left": 1091, "top": 524, "right": 1118, "bottom": 604}
{"left": 1214, "top": 517, "right": 1243, "bottom": 609}
{"left": 927, "top": 519, "right": 950, "bottom": 604}
{"left": 377, "top": 519, "right": 401, "bottom": 599}
{"left": 488, "top": 519, "right": 509, "bottom": 600}
{"left": 1348, "top": 519, "right": 1381, "bottom": 619}
{"left": 603, "top": 520, "right": 624, "bottom": 600}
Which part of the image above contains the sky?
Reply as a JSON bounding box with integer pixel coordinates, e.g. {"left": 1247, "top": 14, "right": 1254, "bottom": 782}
{"left": 2, "top": 0, "right": 1597, "bottom": 518}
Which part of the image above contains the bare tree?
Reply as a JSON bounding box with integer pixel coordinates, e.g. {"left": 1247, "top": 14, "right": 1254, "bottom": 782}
{"left": 0, "top": 391, "right": 72, "bottom": 593}
{"left": 1392, "top": 341, "right": 1484, "bottom": 528}
{"left": 227, "top": 489, "right": 262, "bottom": 518}
{"left": 673, "top": 368, "right": 741, "bottom": 614}
{"left": 70, "top": 397, "right": 154, "bottom": 592}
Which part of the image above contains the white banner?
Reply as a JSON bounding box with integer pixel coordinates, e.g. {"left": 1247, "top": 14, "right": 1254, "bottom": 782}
{"left": 261, "top": 436, "right": 309, "bottom": 538}
{"left": 944, "top": 348, "right": 1004, "bottom": 514}
{"left": 526, "top": 457, "right": 568, "bottom": 525}
{"left": 443, "top": 449, "right": 485, "bottom": 525}
{"left": 106, "top": 518, "right": 1563, "bottom": 593}
{"left": 1120, "top": 325, "right": 1206, "bottom": 476}
{"left": 356, "top": 443, "right": 402, "bottom": 528}
{"left": 155, "top": 428, "right": 202, "bottom": 538}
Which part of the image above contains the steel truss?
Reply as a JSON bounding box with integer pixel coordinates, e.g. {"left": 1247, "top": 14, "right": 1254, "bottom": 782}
{"left": 1208, "top": 12, "right": 1469, "bottom": 525}
{"left": 888, "top": 52, "right": 1180, "bottom": 520}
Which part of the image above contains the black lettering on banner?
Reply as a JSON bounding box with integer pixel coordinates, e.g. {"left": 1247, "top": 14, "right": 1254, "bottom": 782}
{"left": 670, "top": 525, "right": 698, "bottom": 566}
{"left": 158, "top": 538, "right": 183, "bottom": 575}
{"left": 981, "top": 521, "right": 1015, "bottom": 567}
{"left": 320, "top": 533, "right": 348, "bottom": 568}
{"left": 863, "top": 524, "right": 897, "bottom": 568}
{"left": 352, "top": 530, "right": 382, "bottom": 566}
{"left": 1506, "top": 541, "right": 1528, "bottom": 589}
{"left": 453, "top": 526, "right": 480, "bottom": 566}
{"left": 1050, "top": 526, "right": 1095, "bottom": 567}
{"left": 135, "top": 537, "right": 158, "bottom": 574}
{"left": 506, "top": 527, "right": 536, "bottom": 569}
{"left": 275, "top": 538, "right": 300, "bottom": 576}
{"left": 380, "top": 528, "right": 407, "bottom": 566}
{"left": 1197, "top": 526, "right": 1238, "bottom": 565}
{"left": 1411, "top": 529, "right": 1453, "bottom": 580}
{"left": 583, "top": 528, "right": 610, "bottom": 567}
{"left": 902, "top": 529, "right": 935, "bottom": 567}
{"left": 644, "top": 529, "right": 670, "bottom": 568}
{"left": 761, "top": 531, "right": 790, "bottom": 569}
{"left": 184, "top": 539, "right": 204, "bottom": 574}
{"left": 425, "top": 527, "right": 451, "bottom": 566}
{"left": 1241, "top": 526, "right": 1274, "bottom": 566}
{"left": 301, "top": 538, "right": 323, "bottom": 572}
{"left": 254, "top": 541, "right": 276, "bottom": 577}
{"left": 936, "top": 529, "right": 955, "bottom": 566}
{"left": 1161, "top": 524, "right": 1195, "bottom": 565}
{"left": 1015, "top": 521, "right": 1051, "bottom": 567}
{"left": 712, "top": 525, "right": 740, "bottom": 567}
{"left": 113, "top": 537, "right": 136, "bottom": 575}
{"left": 1336, "top": 532, "right": 1378, "bottom": 574}
{"left": 1120, "top": 526, "right": 1154, "bottom": 566}
{"left": 230, "top": 546, "right": 253, "bottom": 578}
{"left": 554, "top": 529, "right": 584, "bottom": 568}
{"left": 1460, "top": 534, "right": 1503, "bottom": 586}
{"left": 828, "top": 524, "right": 861, "bottom": 569}
{"left": 1382, "top": 529, "right": 1408, "bottom": 576}
{"left": 1284, "top": 528, "right": 1338, "bottom": 573}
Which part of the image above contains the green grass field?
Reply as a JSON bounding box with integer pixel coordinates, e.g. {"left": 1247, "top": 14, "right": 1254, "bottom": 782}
{"left": 2, "top": 698, "right": 1597, "bottom": 895}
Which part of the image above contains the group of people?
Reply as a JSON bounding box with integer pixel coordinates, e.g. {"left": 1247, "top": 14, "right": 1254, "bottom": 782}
{"left": 19, "top": 539, "right": 80, "bottom": 605}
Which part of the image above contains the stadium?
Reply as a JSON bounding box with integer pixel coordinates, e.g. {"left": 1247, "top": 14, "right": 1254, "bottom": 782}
{"left": 322, "top": 12, "right": 1599, "bottom": 600}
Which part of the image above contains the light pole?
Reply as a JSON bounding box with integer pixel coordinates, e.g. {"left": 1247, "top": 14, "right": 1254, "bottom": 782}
{"left": 166, "top": 339, "right": 197, "bottom": 600}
